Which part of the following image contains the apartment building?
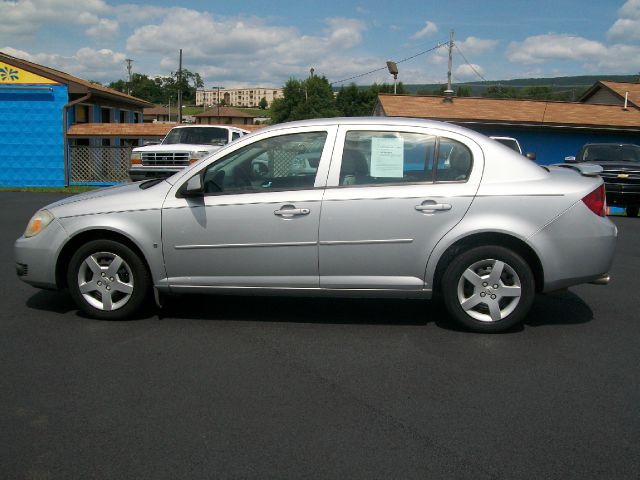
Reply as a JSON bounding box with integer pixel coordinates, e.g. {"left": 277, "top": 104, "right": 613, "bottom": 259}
{"left": 196, "top": 87, "right": 283, "bottom": 108}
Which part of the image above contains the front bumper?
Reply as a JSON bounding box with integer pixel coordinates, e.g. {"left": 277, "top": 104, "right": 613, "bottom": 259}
{"left": 603, "top": 181, "right": 640, "bottom": 208}
{"left": 14, "top": 218, "right": 69, "bottom": 290}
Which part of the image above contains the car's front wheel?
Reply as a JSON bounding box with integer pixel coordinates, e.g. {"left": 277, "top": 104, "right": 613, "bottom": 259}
{"left": 67, "top": 239, "right": 151, "bottom": 320}
{"left": 441, "top": 246, "right": 535, "bottom": 332}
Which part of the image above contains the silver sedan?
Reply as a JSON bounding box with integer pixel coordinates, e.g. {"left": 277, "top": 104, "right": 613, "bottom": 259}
{"left": 15, "top": 118, "right": 617, "bottom": 332}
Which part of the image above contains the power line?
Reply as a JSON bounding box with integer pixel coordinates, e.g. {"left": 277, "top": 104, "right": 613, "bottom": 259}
{"left": 453, "top": 44, "right": 488, "bottom": 82}
{"left": 330, "top": 41, "right": 448, "bottom": 85}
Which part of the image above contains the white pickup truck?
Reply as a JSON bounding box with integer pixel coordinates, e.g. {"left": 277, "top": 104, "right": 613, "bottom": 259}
{"left": 128, "top": 125, "right": 250, "bottom": 181}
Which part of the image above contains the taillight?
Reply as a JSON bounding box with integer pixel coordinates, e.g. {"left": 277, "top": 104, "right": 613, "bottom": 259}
{"left": 582, "top": 183, "right": 606, "bottom": 217}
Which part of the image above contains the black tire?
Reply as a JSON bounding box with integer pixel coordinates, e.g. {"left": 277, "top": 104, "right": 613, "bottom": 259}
{"left": 67, "top": 239, "right": 151, "bottom": 320}
{"left": 626, "top": 206, "right": 639, "bottom": 217}
{"left": 441, "top": 246, "right": 535, "bottom": 333}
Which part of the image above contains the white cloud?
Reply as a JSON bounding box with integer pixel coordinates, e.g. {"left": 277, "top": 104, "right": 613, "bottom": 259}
{"left": 455, "top": 63, "right": 485, "bottom": 81}
{"left": 506, "top": 34, "right": 607, "bottom": 64}
{"left": 412, "top": 21, "right": 438, "bottom": 40}
{"left": 506, "top": 33, "right": 640, "bottom": 73}
{"left": 457, "top": 36, "right": 499, "bottom": 55}
{"left": 326, "top": 17, "right": 365, "bottom": 49}
{"left": 608, "top": 19, "right": 640, "bottom": 41}
{"left": 125, "top": 8, "right": 371, "bottom": 86}
{"left": 608, "top": 0, "right": 640, "bottom": 41}
{"left": 1, "top": 46, "right": 126, "bottom": 83}
{"left": 619, "top": 0, "right": 640, "bottom": 19}
{"left": 112, "top": 4, "right": 170, "bottom": 24}
{"left": 0, "top": 0, "right": 108, "bottom": 40}
{"left": 86, "top": 18, "right": 118, "bottom": 39}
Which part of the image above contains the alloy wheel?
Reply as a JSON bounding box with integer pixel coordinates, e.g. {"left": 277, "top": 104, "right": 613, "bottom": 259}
{"left": 456, "top": 258, "right": 522, "bottom": 323}
{"left": 76, "top": 251, "right": 134, "bottom": 311}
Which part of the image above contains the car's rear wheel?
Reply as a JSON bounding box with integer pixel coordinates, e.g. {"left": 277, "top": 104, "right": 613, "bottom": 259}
{"left": 626, "top": 206, "right": 639, "bottom": 217}
{"left": 441, "top": 246, "right": 535, "bottom": 332}
{"left": 67, "top": 239, "right": 151, "bottom": 320}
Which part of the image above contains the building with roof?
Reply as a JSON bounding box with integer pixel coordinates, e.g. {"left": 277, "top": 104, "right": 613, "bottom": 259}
{"left": 142, "top": 105, "right": 178, "bottom": 123}
{"left": 194, "top": 106, "right": 256, "bottom": 125}
{"left": 374, "top": 87, "right": 640, "bottom": 164}
{"left": 579, "top": 81, "right": 640, "bottom": 108}
{"left": 196, "top": 87, "right": 282, "bottom": 108}
{"left": 0, "top": 51, "right": 152, "bottom": 187}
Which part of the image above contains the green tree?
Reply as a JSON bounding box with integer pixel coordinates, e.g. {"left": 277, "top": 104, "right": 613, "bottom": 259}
{"left": 457, "top": 86, "right": 472, "bottom": 97}
{"left": 369, "top": 82, "right": 406, "bottom": 95}
{"left": 258, "top": 97, "right": 268, "bottom": 110}
{"left": 482, "top": 85, "right": 519, "bottom": 99}
{"left": 271, "top": 75, "right": 341, "bottom": 124}
{"left": 109, "top": 70, "right": 204, "bottom": 104}
{"left": 432, "top": 84, "right": 448, "bottom": 95}
{"left": 109, "top": 73, "right": 165, "bottom": 103}
{"left": 163, "top": 69, "right": 204, "bottom": 103}
{"left": 520, "top": 86, "right": 554, "bottom": 100}
{"left": 335, "top": 83, "right": 377, "bottom": 116}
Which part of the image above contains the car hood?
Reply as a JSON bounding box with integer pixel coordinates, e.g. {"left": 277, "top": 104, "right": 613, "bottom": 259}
{"left": 43, "top": 180, "right": 173, "bottom": 218}
{"left": 133, "top": 143, "right": 224, "bottom": 152}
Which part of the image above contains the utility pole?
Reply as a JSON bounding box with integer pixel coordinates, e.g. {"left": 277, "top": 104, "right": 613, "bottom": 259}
{"left": 447, "top": 30, "right": 454, "bottom": 92}
{"left": 125, "top": 58, "right": 134, "bottom": 95}
{"left": 177, "top": 49, "right": 183, "bottom": 124}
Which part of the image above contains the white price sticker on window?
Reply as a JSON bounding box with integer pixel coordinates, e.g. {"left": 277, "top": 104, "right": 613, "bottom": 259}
{"left": 371, "top": 137, "right": 404, "bottom": 177}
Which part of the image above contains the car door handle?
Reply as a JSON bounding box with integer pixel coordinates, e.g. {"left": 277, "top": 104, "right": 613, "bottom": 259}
{"left": 274, "top": 206, "right": 310, "bottom": 217}
{"left": 415, "top": 202, "right": 452, "bottom": 212}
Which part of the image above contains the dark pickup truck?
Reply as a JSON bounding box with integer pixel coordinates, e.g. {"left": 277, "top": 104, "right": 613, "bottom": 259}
{"left": 566, "top": 143, "right": 640, "bottom": 217}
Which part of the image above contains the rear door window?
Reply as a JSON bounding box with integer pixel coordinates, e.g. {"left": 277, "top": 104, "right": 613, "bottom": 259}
{"left": 338, "top": 131, "right": 436, "bottom": 186}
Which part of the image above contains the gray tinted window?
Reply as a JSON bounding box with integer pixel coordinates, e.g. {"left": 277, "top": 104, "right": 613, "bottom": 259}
{"left": 201, "top": 131, "right": 327, "bottom": 194}
{"left": 435, "top": 138, "right": 473, "bottom": 182}
{"left": 339, "top": 131, "right": 436, "bottom": 186}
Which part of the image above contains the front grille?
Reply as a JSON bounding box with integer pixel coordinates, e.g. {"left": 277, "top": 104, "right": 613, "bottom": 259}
{"left": 141, "top": 152, "right": 191, "bottom": 167}
{"left": 16, "top": 263, "right": 28, "bottom": 277}
{"left": 601, "top": 169, "right": 640, "bottom": 187}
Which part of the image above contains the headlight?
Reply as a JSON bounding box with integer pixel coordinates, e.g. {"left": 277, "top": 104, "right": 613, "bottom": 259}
{"left": 131, "top": 152, "right": 141, "bottom": 164}
{"left": 24, "top": 209, "right": 55, "bottom": 238}
{"left": 190, "top": 151, "right": 210, "bottom": 163}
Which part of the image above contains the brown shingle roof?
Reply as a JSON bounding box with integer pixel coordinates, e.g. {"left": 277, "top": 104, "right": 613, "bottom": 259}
{"left": 0, "top": 50, "right": 153, "bottom": 108}
{"left": 143, "top": 106, "right": 171, "bottom": 115}
{"left": 67, "top": 123, "right": 264, "bottom": 137}
{"left": 599, "top": 81, "right": 640, "bottom": 107}
{"left": 377, "top": 94, "right": 640, "bottom": 131}
{"left": 194, "top": 106, "right": 254, "bottom": 118}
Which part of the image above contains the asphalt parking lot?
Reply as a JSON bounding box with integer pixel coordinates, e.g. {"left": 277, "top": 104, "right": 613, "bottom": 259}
{"left": 1, "top": 191, "right": 639, "bottom": 480}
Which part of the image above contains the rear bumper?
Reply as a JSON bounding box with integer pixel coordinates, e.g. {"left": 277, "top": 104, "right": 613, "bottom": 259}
{"left": 528, "top": 201, "right": 617, "bottom": 292}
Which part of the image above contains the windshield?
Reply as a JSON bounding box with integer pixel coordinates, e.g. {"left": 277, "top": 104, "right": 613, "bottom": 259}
{"left": 580, "top": 145, "right": 640, "bottom": 163}
{"left": 163, "top": 127, "right": 229, "bottom": 146}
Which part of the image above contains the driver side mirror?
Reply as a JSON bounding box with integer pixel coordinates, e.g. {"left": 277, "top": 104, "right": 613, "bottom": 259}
{"left": 525, "top": 152, "right": 536, "bottom": 161}
{"left": 182, "top": 173, "right": 204, "bottom": 197}
{"left": 565, "top": 156, "right": 577, "bottom": 163}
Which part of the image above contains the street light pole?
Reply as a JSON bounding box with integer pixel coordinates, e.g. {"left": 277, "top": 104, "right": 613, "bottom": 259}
{"left": 177, "top": 49, "right": 183, "bottom": 124}
{"left": 386, "top": 61, "right": 398, "bottom": 94}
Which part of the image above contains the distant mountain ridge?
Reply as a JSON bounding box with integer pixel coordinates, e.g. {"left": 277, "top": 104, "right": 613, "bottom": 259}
{"left": 402, "top": 74, "right": 639, "bottom": 96}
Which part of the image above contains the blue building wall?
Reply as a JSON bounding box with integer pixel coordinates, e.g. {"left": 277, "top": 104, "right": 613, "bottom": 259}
{"left": 0, "top": 84, "right": 68, "bottom": 187}
{"left": 465, "top": 124, "right": 640, "bottom": 165}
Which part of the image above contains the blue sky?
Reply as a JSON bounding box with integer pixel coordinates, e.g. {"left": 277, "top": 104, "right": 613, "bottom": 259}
{"left": 1, "top": 0, "right": 639, "bottom": 88}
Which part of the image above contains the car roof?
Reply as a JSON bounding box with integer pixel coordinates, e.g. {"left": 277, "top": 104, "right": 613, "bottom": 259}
{"left": 256, "top": 116, "right": 492, "bottom": 144}
{"left": 170, "top": 125, "right": 248, "bottom": 132}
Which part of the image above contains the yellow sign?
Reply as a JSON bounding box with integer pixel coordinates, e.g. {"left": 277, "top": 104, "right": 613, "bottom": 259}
{"left": 0, "top": 61, "right": 59, "bottom": 85}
